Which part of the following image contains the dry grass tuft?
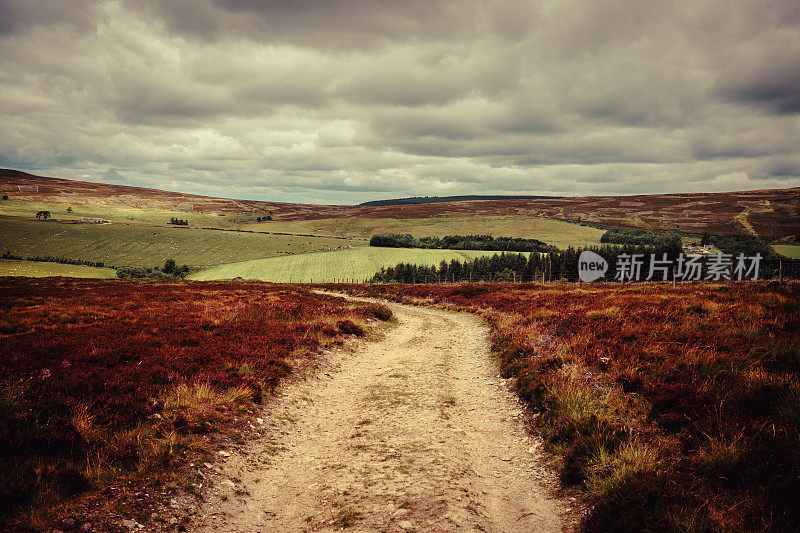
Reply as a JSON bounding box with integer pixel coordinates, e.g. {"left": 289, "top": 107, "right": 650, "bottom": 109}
{"left": 339, "top": 280, "right": 800, "bottom": 531}
{"left": 0, "top": 278, "right": 385, "bottom": 528}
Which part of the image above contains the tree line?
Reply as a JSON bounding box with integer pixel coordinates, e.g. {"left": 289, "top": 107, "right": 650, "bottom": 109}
{"left": 1, "top": 251, "right": 192, "bottom": 279}
{"left": 600, "top": 228, "right": 682, "bottom": 247}
{"left": 369, "top": 233, "right": 556, "bottom": 252}
{"left": 601, "top": 228, "right": 779, "bottom": 259}
{"left": 370, "top": 240, "right": 800, "bottom": 283}
{"left": 116, "top": 259, "right": 190, "bottom": 279}
{"left": 2, "top": 251, "right": 105, "bottom": 268}
{"left": 370, "top": 243, "right": 679, "bottom": 284}
{"left": 710, "top": 234, "right": 775, "bottom": 257}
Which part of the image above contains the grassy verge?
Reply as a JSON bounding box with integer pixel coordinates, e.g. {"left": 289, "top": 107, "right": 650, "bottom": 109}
{"left": 333, "top": 281, "right": 800, "bottom": 532}
{"left": 0, "top": 278, "right": 391, "bottom": 529}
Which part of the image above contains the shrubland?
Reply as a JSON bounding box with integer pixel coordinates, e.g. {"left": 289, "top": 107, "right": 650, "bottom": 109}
{"left": 0, "top": 278, "right": 391, "bottom": 529}
{"left": 332, "top": 280, "right": 800, "bottom": 532}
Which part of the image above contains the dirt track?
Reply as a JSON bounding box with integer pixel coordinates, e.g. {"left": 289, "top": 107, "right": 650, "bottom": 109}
{"left": 193, "top": 296, "right": 566, "bottom": 532}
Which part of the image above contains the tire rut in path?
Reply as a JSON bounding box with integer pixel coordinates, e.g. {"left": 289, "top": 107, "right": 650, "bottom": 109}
{"left": 194, "top": 296, "right": 567, "bottom": 532}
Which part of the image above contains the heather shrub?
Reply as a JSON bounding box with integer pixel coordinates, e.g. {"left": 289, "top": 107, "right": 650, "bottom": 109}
{"left": 336, "top": 319, "right": 365, "bottom": 336}
{"left": 342, "top": 281, "right": 800, "bottom": 531}
{"left": 0, "top": 279, "right": 384, "bottom": 527}
{"left": 359, "top": 303, "right": 393, "bottom": 321}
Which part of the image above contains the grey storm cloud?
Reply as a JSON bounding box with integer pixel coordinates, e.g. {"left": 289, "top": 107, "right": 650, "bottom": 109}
{"left": 0, "top": 0, "right": 99, "bottom": 35}
{"left": 715, "top": 50, "right": 800, "bottom": 115}
{"left": 0, "top": 0, "right": 798, "bottom": 204}
{"left": 102, "top": 168, "right": 125, "bottom": 181}
{"left": 127, "top": 0, "right": 485, "bottom": 47}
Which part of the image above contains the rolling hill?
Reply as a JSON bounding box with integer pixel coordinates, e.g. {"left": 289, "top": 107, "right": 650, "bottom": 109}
{"left": 0, "top": 218, "right": 360, "bottom": 268}
{"left": 2, "top": 169, "right": 798, "bottom": 239}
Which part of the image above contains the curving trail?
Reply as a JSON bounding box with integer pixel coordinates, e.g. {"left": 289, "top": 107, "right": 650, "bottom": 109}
{"left": 193, "top": 295, "right": 566, "bottom": 532}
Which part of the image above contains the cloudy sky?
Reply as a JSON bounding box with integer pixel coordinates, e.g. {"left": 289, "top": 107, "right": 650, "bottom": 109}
{"left": 1, "top": 0, "right": 799, "bottom": 204}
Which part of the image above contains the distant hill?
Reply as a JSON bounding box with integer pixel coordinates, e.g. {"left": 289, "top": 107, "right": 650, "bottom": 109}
{"left": 360, "top": 195, "right": 561, "bottom": 206}
{"left": 2, "top": 168, "right": 799, "bottom": 238}
{"left": 0, "top": 168, "right": 321, "bottom": 219}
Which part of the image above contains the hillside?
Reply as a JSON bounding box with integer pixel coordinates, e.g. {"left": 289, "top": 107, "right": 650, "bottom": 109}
{"left": 0, "top": 168, "right": 328, "bottom": 223}
{"left": 0, "top": 218, "right": 359, "bottom": 268}
{"left": 2, "top": 168, "right": 799, "bottom": 238}
{"left": 359, "top": 194, "right": 561, "bottom": 206}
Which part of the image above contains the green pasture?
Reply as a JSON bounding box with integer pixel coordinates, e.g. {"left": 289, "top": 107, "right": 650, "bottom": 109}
{"left": 246, "top": 214, "right": 605, "bottom": 249}
{"left": 0, "top": 199, "right": 251, "bottom": 228}
{"left": 0, "top": 218, "right": 359, "bottom": 268}
{"left": 773, "top": 245, "right": 800, "bottom": 259}
{"left": 189, "top": 247, "right": 523, "bottom": 283}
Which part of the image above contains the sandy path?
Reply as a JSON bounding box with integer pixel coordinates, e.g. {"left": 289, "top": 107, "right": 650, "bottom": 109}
{"left": 193, "top": 296, "right": 566, "bottom": 532}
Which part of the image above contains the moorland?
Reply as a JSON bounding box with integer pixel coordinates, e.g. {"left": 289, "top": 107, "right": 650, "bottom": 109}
{"left": 2, "top": 168, "right": 800, "bottom": 532}
{"left": 0, "top": 278, "right": 392, "bottom": 529}
{"left": 334, "top": 281, "right": 800, "bottom": 532}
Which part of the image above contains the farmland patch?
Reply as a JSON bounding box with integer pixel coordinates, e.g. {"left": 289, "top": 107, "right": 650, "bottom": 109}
{"left": 189, "top": 247, "right": 517, "bottom": 283}
{"left": 0, "top": 218, "right": 360, "bottom": 268}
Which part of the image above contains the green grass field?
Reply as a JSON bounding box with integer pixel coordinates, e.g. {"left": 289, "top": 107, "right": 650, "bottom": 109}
{"left": 189, "top": 247, "right": 523, "bottom": 283}
{"left": 0, "top": 199, "right": 253, "bottom": 228}
{"left": 773, "top": 245, "right": 800, "bottom": 258}
{"left": 246, "top": 214, "right": 606, "bottom": 248}
{"left": 0, "top": 219, "right": 360, "bottom": 268}
{"left": 3, "top": 194, "right": 607, "bottom": 250}
{"left": 0, "top": 259, "right": 116, "bottom": 278}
